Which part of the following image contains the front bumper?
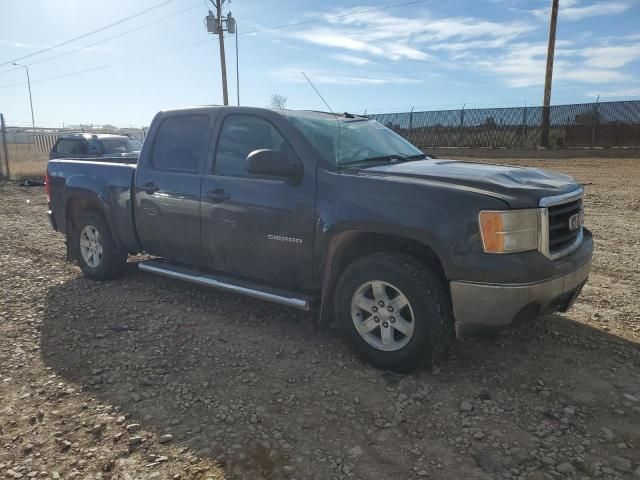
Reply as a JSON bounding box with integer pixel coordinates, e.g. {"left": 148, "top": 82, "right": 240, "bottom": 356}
{"left": 450, "top": 248, "right": 592, "bottom": 337}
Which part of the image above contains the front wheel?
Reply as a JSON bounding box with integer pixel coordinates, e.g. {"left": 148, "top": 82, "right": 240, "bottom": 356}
{"left": 335, "top": 253, "right": 452, "bottom": 372}
{"left": 75, "top": 211, "right": 127, "bottom": 280}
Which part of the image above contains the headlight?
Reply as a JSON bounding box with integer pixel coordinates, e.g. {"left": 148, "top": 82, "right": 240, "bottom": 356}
{"left": 479, "top": 209, "right": 538, "bottom": 253}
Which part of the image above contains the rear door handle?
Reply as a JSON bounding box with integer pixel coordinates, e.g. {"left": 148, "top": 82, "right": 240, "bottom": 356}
{"left": 143, "top": 182, "right": 159, "bottom": 194}
{"left": 206, "top": 189, "right": 230, "bottom": 202}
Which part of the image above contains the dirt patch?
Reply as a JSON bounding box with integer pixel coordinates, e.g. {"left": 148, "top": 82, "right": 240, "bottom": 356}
{"left": 1, "top": 157, "right": 639, "bottom": 479}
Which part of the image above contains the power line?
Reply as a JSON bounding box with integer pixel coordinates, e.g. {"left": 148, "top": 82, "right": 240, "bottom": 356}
{"left": 0, "top": 3, "right": 201, "bottom": 75}
{"left": 0, "top": 38, "right": 216, "bottom": 89}
{"left": 0, "top": 0, "right": 178, "bottom": 68}
{"left": 0, "top": 0, "right": 432, "bottom": 89}
{"left": 0, "top": 66, "right": 109, "bottom": 89}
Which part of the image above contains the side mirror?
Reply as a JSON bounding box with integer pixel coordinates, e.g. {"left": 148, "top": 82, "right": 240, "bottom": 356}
{"left": 246, "top": 149, "right": 301, "bottom": 179}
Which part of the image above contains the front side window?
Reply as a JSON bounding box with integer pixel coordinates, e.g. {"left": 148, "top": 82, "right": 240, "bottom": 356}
{"left": 214, "top": 114, "right": 298, "bottom": 177}
{"left": 151, "top": 115, "right": 210, "bottom": 173}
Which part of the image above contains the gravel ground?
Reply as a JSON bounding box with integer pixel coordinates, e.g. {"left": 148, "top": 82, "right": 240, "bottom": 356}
{"left": 1, "top": 157, "right": 639, "bottom": 480}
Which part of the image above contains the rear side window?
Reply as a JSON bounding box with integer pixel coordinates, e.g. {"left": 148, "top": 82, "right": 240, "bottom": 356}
{"left": 151, "top": 115, "right": 210, "bottom": 173}
{"left": 54, "top": 139, "right": 87, "bottom": 155}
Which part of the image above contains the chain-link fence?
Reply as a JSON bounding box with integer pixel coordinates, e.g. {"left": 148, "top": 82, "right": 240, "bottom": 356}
{"left": 2, "top": 102, "right": 639, "bottom": 179}
{"left": 370, "top": 100, "right": 640, "bottom": 149}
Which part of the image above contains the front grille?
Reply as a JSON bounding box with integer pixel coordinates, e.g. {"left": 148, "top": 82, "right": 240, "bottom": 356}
{"left": 547, "top": 198, "right": 583, "bottom": 255}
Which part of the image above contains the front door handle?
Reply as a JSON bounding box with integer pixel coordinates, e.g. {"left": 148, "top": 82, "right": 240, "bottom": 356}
{"left": 206, "top": 189, "right": 230, "bottom": 203}
{"left": 143, "top": 181, "right": 159, "bottom": 194}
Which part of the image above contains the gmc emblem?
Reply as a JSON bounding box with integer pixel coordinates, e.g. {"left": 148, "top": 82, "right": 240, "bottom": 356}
{"left": 568, "top": 212, "right": 581, "bottom": 231}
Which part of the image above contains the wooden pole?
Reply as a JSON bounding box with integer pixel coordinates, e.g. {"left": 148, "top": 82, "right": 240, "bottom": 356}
{"left": 1, "top": 114, "right": 10, "bottom": 179}
{"left": 541, "top": 0, "right": 559, "bottom": 147}
{"left": 216, "top": 0, "right": 229, "bottom": 106}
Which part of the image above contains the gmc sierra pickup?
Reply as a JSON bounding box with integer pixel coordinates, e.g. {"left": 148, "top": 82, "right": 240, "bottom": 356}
{"left": 46, "top": 106, "right": 593, "bottom": 371}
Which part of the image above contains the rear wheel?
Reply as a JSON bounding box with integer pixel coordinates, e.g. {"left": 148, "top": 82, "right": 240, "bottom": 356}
{"left": 335, "top": 253, "right": 452, "bottom": 372}
{"left": 75, "top": 211, "right": 126, "bottom": 280}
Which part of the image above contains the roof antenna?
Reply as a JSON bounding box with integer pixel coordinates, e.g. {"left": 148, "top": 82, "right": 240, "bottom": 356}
{"left": 302, "top": 72, "right": 341, "bottom": 163}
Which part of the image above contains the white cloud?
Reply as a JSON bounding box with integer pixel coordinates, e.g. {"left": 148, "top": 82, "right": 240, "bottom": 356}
{"left": 473, "top": 40, "right": 634, "bottom": 88}
{"left": 330, "top": 54, "right": 371, "bottom": 66}
{"left": 559, "top": 67, "right": 630, "bottom": 84}
{"left": 292, "top": 27, "right": 429, "bottom": 61}
{"left": 588, "top": 86, "right": 640, "bottom": 98}
{"left": 273, "top": 67, "right": 422, "bottom": 86}
{"left": 530, "top": 1, "right": 631, "bottom": 21}
{"left": 474, "top": 43, "right": 549, "bottom": 87}
{"left": 274, "top": 5, "right": 638, "bottom": 91}
{"left": 287, "top": 8, "right": 533, "bottom": 62}
{"left": 579, "top": 44, "right": 640, "bottom": 69}
{"left": 412, "top": 17, "right": 533, "bottom": 44}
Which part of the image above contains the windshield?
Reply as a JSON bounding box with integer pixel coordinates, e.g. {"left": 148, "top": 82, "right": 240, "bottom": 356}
{"left": 282, "top": 112, "right": 423, "bottom": 166}
{"left": 99, "top": 138, "right": 142, "bottom": 154}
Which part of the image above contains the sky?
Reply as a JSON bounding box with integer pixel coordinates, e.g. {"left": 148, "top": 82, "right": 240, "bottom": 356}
{"left": 0, "top": 0, "right": 639, "bottom": 127}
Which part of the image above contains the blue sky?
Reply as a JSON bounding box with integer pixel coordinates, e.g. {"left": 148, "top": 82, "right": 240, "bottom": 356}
{"left": 0, "top": 0, "right": 639, "bottom": 127}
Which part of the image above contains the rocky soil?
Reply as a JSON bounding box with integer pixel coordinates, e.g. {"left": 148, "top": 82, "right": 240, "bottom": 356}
{"left": 1, "top": 157, "right": 639, "bottom": 479}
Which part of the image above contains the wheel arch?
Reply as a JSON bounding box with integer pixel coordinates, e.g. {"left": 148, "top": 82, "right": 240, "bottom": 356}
{"left": 64, "top": 192, "right": 113, "bottom": 260}
{"left": 317, "top": 230, "right": 450, "bottom": 326}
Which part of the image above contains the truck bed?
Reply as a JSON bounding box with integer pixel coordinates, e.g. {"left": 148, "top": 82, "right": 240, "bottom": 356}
{"left": 47, "top": 159, "right": 140, "bottom": 253}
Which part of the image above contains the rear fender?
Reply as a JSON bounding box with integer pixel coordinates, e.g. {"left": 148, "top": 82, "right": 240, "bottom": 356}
{"left": 63, "top": 176, "right": 121, "bottom": 249}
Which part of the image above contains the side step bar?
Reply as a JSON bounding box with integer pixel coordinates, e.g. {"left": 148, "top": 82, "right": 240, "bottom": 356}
{"left": 138, "top": 260, "right": 312, "bottom": 311}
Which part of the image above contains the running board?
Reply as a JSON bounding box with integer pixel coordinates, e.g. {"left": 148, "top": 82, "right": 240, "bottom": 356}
{"left": 138, "top": 259, "right": 312, "bottom": 311}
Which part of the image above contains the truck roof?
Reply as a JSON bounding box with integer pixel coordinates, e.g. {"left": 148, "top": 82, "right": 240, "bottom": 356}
{"left": 59, "top": 133, "right": 134, "bottom": 140}
{"left": 157, "top": 105, "right": 367, "bottom": 121}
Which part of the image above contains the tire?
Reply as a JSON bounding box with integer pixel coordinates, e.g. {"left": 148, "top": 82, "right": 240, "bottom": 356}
{"left": 334, "top": 252, "right": 452, "bottom": 372}
{"left": 74, "top": 211, "right": 127, "bottom": 280}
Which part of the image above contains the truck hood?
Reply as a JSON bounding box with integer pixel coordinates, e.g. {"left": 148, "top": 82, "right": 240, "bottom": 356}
{"left": 360, "top": 159, "right": 580, "bottom": 208}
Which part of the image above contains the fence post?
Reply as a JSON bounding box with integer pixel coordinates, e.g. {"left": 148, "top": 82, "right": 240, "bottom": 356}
{"left": 0, "top": 114, "right": 9, "bottom": 179}
{"left": 521, "top": 103, "right": 528, "bottom": 148}
{"left": 458, "top": 104, "right": 465, "bottom": 146}
{"left": 591, "top": 96, "right": 600, "bottom": 147}
{"left": 408, "top": 107, "right": 414, "bottom": 144}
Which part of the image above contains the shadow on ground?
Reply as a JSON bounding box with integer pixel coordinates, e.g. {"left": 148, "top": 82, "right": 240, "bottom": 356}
{"left": 40, "top": 267, "right": 640, "bottom": 479}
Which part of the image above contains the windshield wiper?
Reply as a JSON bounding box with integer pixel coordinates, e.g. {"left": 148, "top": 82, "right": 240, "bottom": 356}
{"left": 340, "top": 153, "right": 427, "bottom": 166}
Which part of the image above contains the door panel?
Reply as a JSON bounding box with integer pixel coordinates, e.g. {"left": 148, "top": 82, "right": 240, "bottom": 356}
{"left": 201, "top": 176, "right": 315, "bottom": 289}
{"left": 135, "top": 170, "right": 203, "bottom": 265}
{"left": 134, "top": 113, "right": 212, "bottom": 266}
{"left": 201, "top": 113, "right": 315, "bottom": 289}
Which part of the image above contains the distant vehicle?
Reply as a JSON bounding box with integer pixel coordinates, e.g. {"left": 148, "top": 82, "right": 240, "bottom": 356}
{"left": 49, "top": 133, "right": 142, "bottom": 161}
{"left": 46, "top": 106, "right": 592, "bottom": 371}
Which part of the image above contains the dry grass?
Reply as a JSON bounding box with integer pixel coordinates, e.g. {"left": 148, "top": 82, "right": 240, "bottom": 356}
{"left": 5, "top": 144, "right": 49, "bottom": 179}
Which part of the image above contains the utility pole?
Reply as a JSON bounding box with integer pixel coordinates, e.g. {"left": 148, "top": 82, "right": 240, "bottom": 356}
{"left": 215, "top": 0, "right": 228, "bottom": 106}
{"left": 541, "top": 0, "right": 559, "bottom": 147}
{"left": 13, "top": 62, "right": 36, "bottom": 143}
{"left": 235, "top": 22, "right": 240, "bottom": 106}
{"left": 206, "top": 1, "right": 235, "bottom": 106}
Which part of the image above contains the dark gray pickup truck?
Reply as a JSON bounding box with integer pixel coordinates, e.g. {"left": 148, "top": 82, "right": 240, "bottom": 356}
{"left": 46, "top": 106, "right": 593, "bottom": 371}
